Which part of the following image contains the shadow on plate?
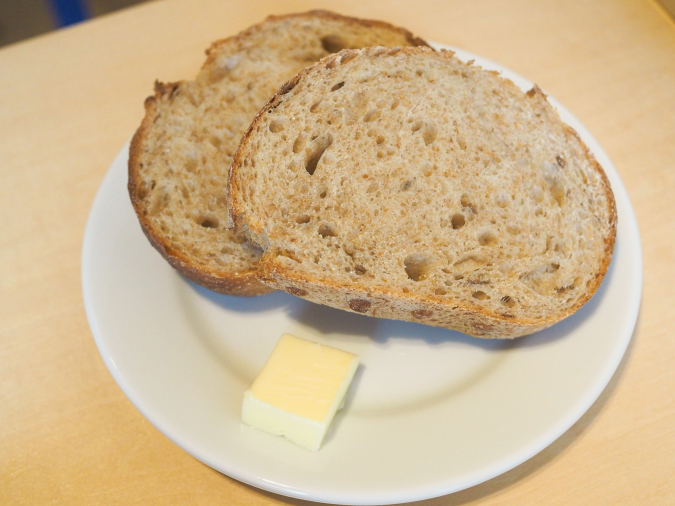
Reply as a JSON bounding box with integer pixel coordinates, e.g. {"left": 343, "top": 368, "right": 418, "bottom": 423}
{"left": 186, "top": 283, "right": 294, "bottom": 313}
{"left": 186, "top": 239, "right": 616, "bottom": 348}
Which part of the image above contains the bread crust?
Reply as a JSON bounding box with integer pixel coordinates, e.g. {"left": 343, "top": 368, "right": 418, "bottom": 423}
{"left": 228, "top": 47, "right": 617, "bottom": 337}
{"left": 128, "top": 13, "right": 428, "bottom": 297}
{"left": 203, "top": 10, "right": 429, "bottom": 66}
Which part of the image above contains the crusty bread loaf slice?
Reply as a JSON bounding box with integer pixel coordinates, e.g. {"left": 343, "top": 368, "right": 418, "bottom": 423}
{"left": 228, "top": 46, "right": 617, "bottom": 336}
{"left": 128, "top": 11, "right": 428, "bottom": 296}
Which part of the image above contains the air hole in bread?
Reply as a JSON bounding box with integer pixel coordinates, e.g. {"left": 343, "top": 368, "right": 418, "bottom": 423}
{"left": 400, "top": 179, "right": 414, "bottom": 191}
{"left": 543, "top": 162, "right": 566, "bottom": 206}
{"left": 148, "top": 188, "right": 169, "bottom": 216}
{"left": 500, "top": 295, "right": 516, "bottom": 307}
{"left": 367, "top": 182, "right": 379, "bottom": 193}
{"left": 310, "top": 99, "right": 324, "bottom": 113}
{"left": 363, "top": 109, "right": 381, "bottom": 122}
{"left": 209, "top": 135, "right": 221, "bottom": 148}
{"left": 184, "top": 157, "right": 197, "bottom": 173}
{"left": 354, "top": 264, "right": 366, "bottom": 275}
{"left": 556, "top": 155, "right": 566, "bottom": 168}
{"left": 268, "top": 118, "right": 285, "bottom": 133}
{"left": 478, "top": 230, "right": 498, "bottom": 247}
{"left": 278, "top": 250, "right": 300, "bottom": 262}
{"left": 321, "top": 35, "right": 348, "bottom": 53}
{"left": 293, "top": 134, "right": 305, "bottom": 154}
{"left": 548, "top": 178, "right": 566, "bottom": 206}
{"left": 421, "top": 163, "right": 434, "bottom": 177}
{"left": 404, "top": 253, "right": 435, "bottom": 281}
{"left": 295, "top": 214, "right": 311, "bottom": 224}
{"left": 519, "top": 263, "right": 562, "bottom": 295}
{"left": 339, "top": 50, "right": 358, "bottom": 64}
{"left": 331, "top": 81, "right": 345, "bottom": 92}
{"left": 496, "top": 192, "right": 510, "bottom": 208}
{"left": 435, "top": 288, "right": 447, "bottom": 295}
{"left": 305, "top": 134, "right": 333, "bottom": 175}
{"left": 136, "top": 183, "right": 148, "bottom": 200}
{"left": 472, "top": 290, "right": 489, "bottom": 300}
{"left": 422, "top": 124, "right": 438, "bottom": 146}
{"left": 199, "top": 217, "right": 218, "bottom": 228}
{"left": 454, "top": 255, "right": 485, "bottom": 273}
{"left": 278, "top": 80, "right": 296, "bottom": 95}
{"left": 451, "top": 213, "right": 465, "bottom": 229}
{"left": 318, "top": 223, "right": 337, "bottom": 238}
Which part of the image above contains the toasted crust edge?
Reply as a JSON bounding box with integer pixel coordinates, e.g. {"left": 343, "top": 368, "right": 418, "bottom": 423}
{"left": 202, "top": 9, "right": 429, "bottom": 68}
{"left": 228, "top": 47, "right": 618, "bottom": 337}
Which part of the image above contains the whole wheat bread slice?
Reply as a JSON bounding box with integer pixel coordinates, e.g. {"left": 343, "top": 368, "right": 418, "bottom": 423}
{"left": 228, "top": 46, "right": 617, "bottom": 337}
{"left": 128, "top": 11, "right": 428, "bottom": 295}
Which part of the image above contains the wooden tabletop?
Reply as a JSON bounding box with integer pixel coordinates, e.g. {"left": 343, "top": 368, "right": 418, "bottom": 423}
{"left": 2, "top": 0, "right": 674, "bottom": 503}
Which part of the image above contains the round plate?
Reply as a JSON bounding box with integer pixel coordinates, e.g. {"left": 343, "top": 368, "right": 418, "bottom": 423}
{"left": 82, "top": 45, "right": 642, "bottom": 505}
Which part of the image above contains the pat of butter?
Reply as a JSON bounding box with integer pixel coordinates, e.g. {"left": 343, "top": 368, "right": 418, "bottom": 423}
{"left": 242, "top": 333, "right": 359, "bottom": 451}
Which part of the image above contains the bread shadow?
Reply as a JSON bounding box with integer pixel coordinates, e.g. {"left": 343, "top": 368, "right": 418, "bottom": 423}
{"left": 185, "top": 236, "right": 616, "bottom": 348}
{"left": 286, "top": 299, "right": 505, "bottom": 349}
{"left": 185, "top": 281, "right": 293, "bottom": 312}
{"left": 285, "top": 244, "right": 616, "bottom": 347}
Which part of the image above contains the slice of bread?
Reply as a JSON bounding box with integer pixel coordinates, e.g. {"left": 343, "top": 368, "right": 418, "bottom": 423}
{"left": 128, "top": 11, "right": 428, "bottom": 296}
{"left": 228, "top": 46, "right": 617, "bottom": 337}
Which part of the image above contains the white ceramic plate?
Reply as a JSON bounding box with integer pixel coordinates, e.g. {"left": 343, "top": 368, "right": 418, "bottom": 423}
{"left": 82, "top": 45, "right": 642, "bottom": 505}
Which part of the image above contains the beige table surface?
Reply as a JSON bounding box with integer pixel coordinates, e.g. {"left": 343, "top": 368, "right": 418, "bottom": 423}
{"left": 2, "top": 0, "right": 674, "bottom": 504}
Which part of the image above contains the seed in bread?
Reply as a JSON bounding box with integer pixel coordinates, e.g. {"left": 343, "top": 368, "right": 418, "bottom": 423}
{"left": 228, "top": 46, "right": 617, "bottom": 337}
{"left": 127, "top": 11, "right": 428, "bottom": 295}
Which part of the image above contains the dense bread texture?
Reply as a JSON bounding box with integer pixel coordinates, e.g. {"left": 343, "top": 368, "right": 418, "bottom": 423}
{"left": 228, "top": 46, "right": 617, "bottom": 337}
{"left": 128, "top": 11, "right": 428, "bottom": 295}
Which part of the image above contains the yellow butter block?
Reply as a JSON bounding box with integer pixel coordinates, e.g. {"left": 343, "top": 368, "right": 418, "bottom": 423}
{"left": 242, "top": 334, "right": 359, "bottom": 451}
